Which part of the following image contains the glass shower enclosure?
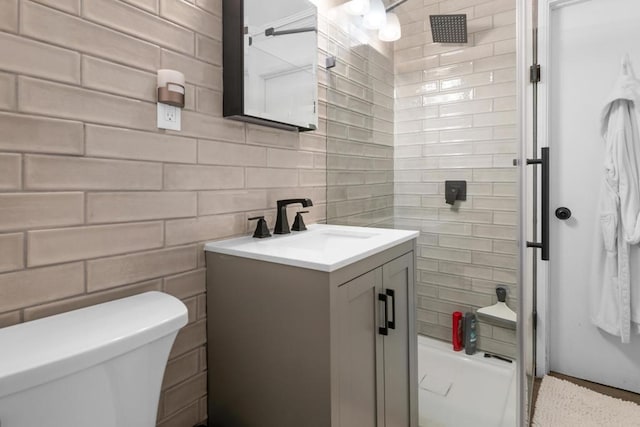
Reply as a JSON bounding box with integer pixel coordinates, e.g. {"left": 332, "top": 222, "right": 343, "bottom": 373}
{"left": 321, "top": 0, "right": 526, "bottom": 424}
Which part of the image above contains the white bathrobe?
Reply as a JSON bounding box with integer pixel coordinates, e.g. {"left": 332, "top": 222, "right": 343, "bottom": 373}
{"left": 591, "top": 60, "right": 640, "bottom": 343}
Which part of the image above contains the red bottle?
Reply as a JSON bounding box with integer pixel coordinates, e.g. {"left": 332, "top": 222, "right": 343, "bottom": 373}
{"left": 452, "top": 311, "right": 464, "bottom": 351}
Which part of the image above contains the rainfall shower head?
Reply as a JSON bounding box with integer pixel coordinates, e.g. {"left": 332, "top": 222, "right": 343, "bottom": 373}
{"left": 429, "top": 14, "right": 468, "bottom": 43}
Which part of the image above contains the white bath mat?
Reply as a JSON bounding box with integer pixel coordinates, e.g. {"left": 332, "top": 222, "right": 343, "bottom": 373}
{"left": 532, "top": 375, "right": 640, "bottom": 427}
{"left": 419, "top": 373, "right": 452, "bottom": 397}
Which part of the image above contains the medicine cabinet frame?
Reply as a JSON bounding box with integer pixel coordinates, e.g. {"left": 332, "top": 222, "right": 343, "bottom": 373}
{"left": 222, "top": 0, "right": 319, "bottom": 132}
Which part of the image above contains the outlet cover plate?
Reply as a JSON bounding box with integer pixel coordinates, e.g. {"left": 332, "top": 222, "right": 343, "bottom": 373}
{"left": 157, "top": 103, "right": 181, "bottom": 131}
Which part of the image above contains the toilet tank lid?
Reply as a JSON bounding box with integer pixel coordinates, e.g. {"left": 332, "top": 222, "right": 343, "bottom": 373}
{"left": 0, "top": 292, "right": 188, "bottom": 398}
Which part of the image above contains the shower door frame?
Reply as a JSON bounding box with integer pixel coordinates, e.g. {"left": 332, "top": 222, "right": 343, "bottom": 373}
{"left": 531, "top": 0, "right": 557, "bottom": 379}
{"left": 532, "top": 0, "right": 596, "bottom": 379}
{"left": 517, "top": 0, "right": 535, "bottom": 425}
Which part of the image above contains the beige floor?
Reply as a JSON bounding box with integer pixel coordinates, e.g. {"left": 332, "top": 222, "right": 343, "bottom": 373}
{"left": 532, "top": 371, "right": 640, "bottom": 420}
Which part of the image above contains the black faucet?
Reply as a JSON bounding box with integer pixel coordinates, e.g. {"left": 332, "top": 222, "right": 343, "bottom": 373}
{"left": 274, "top": 198, "right": 313, "bottom": 234}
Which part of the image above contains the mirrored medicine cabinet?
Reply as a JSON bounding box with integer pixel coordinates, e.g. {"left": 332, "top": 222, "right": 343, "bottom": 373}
{"left": 223, "top": 0, "right": 319, "bottom": 132}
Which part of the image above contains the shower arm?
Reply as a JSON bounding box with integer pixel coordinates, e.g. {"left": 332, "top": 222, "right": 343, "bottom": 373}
{"left": 385, "top": 0, "right": 410, "bottom": 12}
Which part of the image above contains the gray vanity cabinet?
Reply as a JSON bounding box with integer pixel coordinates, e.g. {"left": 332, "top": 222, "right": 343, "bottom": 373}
{"left": 336, "top": 252, "right": 414, "bottom": 427}
{"left": 383, "top": 253, "right": 414, "bottom": 427}
{"left": 206, "top": 240, "right": 417, "bottom": 427}
{"left": 336, "top": 268, "right": 384, "bottom": 427}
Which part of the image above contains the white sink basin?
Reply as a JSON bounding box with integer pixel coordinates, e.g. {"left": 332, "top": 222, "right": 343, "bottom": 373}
{"left": 256, "top": 228, "right": 379, "bottom": 252}
{"left": 204, "top": 224, "right": 419, "bottom": 272}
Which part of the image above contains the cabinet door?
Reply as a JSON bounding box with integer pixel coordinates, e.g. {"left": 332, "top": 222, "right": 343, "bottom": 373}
{"left": 336, "top": 268, "right": 385, "bottom": 427}
{"left": 382, "top": 252, "right": 414, "bottom": 427}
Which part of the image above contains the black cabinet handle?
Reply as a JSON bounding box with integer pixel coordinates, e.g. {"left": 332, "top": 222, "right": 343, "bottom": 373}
{"left": 386, "top": 289, "right": 396, "bottom": 330}
{"left": 378, "top": 293, "right": 388, "bottom": 336}
{"left": 526, "top": 147, "right": 549, "bottom": 261}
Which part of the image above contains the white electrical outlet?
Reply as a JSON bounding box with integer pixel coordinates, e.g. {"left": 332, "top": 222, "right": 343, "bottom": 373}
{"left": 157, "top": 103, "right": 181, "bottom": 131}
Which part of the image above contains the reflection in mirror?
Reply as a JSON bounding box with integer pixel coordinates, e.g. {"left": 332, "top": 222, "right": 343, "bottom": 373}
{"left": 223, "top": 0, "right": 318, "bottom": 131}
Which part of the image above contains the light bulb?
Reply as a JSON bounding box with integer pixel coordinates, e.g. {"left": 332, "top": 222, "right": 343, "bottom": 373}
{"left": 378, "top": 12, "right": 401, "bottom": 41}
{"left": 345, "top": 0, "right": 370, "bottom": 15}
{"left": 363, "top": 0, "right": 386, "bottom": 30}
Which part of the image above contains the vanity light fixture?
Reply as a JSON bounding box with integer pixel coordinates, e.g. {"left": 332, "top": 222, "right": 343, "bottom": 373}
{"left": 345, "top": 0, "right": 370, "bottom": 15}
{"left": 362, "top": 0, "right": 386, "bottom": 29}
{"left": 342, "top": 0, "right": 409, "bottom": 42}
{"left": 378, "top": 11, "right": 401, "bottom": 41}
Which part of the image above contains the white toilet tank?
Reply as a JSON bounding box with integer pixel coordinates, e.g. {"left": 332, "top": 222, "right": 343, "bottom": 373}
{"left": 0, "top": 291, "right": 188, "bottom": 427}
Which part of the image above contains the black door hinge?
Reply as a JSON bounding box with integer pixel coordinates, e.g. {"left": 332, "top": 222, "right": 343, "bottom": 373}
{"left": 530, "top": 64, "right": 541, "bottom": 83}
{"left": 533, "top": 309, "right": 538, "bottom": 329}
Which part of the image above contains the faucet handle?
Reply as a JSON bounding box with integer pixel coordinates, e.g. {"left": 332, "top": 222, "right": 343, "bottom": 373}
{"left": 248, "top": 216, "right": 271, "bottom": 238}
{"left": 292, "top": 211, "right": 309, "bottom": 232}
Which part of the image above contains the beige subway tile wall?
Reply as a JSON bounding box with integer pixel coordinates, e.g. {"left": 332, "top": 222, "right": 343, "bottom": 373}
{"left": 394, "top": 0, "right": 518, "bottom": 357}
{"left": 325, "top": 16, "right": 395, "bottom": 227}
{"left": 0, "top": 1, "right": 329, "bottom": 425}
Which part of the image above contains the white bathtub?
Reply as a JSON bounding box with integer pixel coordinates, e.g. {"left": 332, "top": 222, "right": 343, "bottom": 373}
{"left": 418, "top": 335, "right": 517, "bottom": 427}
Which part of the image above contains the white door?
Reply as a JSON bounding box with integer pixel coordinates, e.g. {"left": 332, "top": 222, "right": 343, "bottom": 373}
{"left": 546, "top": 0, "right": 640, "bottom": 393}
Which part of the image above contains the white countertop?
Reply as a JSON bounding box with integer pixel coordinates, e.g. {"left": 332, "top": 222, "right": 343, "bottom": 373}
{"left": 204, "top": 224, "right": 419, "bottom": 272}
